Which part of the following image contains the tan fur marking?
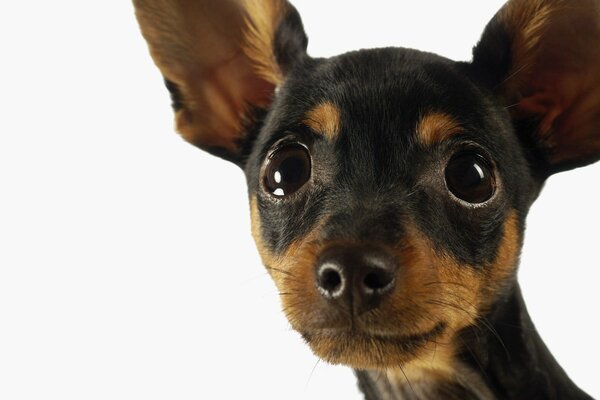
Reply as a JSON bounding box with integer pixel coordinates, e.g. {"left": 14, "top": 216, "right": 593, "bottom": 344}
{"left": 250, "top": 196, "right": 321, "bottom": 295}
{"left": 303, "top": 102, "right": 342, "bottom": 140}
{"left": 417, "top": 112, "right": 462, "bottom": 146}
{"left": 250, "top": 196, "right": 277, "bottom": 268}
{"left": 250, "top": 196, "right": 324, "bottom": 340}
{"left": 250, "top": 195, "right": 521, "bottom": 374}
{"left": 480, "top": 210, "right": 521, "bottom": 310}
{"left": 299, "top": 227, "right": 480, "bottom": 370}
{"left": 386, "top": 211, "right": 520, "bottom": 388}
{"left": 401, "top": 224, "right": 481, "bottom": 333}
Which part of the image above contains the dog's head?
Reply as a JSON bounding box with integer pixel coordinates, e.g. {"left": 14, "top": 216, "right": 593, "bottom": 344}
{"left": 135, "top": 0, "right": 600, "bottom": 371}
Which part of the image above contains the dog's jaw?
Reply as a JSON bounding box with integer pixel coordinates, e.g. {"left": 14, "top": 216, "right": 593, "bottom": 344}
{"left": 355, "top": 284, "right": 593, "bottom": 400}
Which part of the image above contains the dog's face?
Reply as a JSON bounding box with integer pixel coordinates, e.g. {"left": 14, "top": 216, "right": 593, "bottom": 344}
{"left": 135, "top": 0, "right": 600, "bottom": 371}
{"left": 245, "top": 49, "right": 532, "bottom": 369}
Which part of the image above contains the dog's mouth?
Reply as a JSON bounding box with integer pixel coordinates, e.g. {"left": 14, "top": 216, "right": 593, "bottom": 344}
{"left": 264, "top": 235, "right": 485, "bottom": 369}
{"left": 299, "top": 322, "right": 447, "bottom": 369}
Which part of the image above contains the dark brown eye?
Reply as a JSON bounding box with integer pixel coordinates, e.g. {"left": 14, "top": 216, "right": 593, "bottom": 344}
{"left": 445, "top": 153, "right": 495, "bottom": 204}
{"left": 263, "top": 143, "right": 311, "bottom": 197}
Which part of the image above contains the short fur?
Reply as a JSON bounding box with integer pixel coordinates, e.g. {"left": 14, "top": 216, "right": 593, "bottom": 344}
{"left": 134, "top": 1, "right": 599, "bottom": 399}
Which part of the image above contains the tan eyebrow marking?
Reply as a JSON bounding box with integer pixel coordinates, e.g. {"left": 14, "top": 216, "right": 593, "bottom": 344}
{"left": 417, "top": 112, "right": 462, "bottom": 146}
{"left": 303, "top": 102, "right": 341, "bottom": 140}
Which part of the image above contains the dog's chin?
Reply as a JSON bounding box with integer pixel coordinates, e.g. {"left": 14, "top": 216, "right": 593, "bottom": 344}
{"left": 299, "top": 322, "right": 446, "bottom": 370}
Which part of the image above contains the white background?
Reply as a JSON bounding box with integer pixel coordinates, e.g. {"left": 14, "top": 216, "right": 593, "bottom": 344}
{"left": 1, "top": 1, "right": 598, "bottom": 399}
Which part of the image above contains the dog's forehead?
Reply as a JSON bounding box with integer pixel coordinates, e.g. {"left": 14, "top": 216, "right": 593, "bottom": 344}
{"left": 309, "top": 48, "right": 469, "bottom": 102}
{"left": 269, "top": 47, "right": 492, "bottom": 145}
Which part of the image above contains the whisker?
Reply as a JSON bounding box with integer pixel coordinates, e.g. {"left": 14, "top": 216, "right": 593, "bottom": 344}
{"left": 426, "top": 297, "right": 510, "bottom": 361}
{"left": 463, "top": 336, "right": 490, "bottom": 376}
{"left": 476, "top": 317, "right": 510, "bottom": 361}
{"left": 494, "top": 63, "right": 529, "bottom": 90}
{"left": 280, "top": 300, "right": 311, "bottom": 316}
{"left": 304, "top": 358, "right": 321, "bottom": 390}
{"left": 425, "top": 299, "right": 484, "bottom": 336}
{"left": 375, "top": 369, "right": 383, "bottom": 384}
{"left": 398, "top": 364, "right": 419, "bottom": 399}
{"left": 425, "top": 337, "right": 452, "bottom": 347}
{"left": 422, "top": 280, "right": 471, "bottom": 291}
{"left": 494, "top": 321, "right": 536, "bottom": 332}
{"left": 264, "top": 266, "right": 297, "bottom": 278}
{"left": 443, "top": 293, "right": 510, "bottom": 360}
{"left": 426, "top": 299, "right": 475, "bottom": 316}
{"left": 503, "top": 102, "right": 521, "bottom": 110}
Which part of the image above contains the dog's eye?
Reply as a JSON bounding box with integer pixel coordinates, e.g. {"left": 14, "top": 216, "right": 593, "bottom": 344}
{"left": 263, "top": 143, "right": 311, "bottom": 197}
{"left": 445, "top": 153, "right": 495, "bottom": 204}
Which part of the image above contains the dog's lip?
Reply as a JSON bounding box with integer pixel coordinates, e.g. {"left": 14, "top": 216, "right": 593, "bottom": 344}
{"left": 302, "top": 321, "right": 446, "bottom": 346}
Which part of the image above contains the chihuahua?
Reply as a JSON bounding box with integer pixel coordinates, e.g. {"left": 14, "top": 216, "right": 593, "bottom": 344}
{"left": 133, "top": 0, "right": 600, "bottom": 398}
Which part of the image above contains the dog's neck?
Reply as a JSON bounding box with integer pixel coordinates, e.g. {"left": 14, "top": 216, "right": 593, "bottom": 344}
{"left": 354, "top": 284, "right": 591, "bottom": 400}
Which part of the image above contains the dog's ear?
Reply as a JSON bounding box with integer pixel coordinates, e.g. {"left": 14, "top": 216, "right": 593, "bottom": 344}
{"left": 134, "top": 0, "right": 308, "bottom": 164}
{"left": 471, "top": 0, "right": 600, "bottom": 174}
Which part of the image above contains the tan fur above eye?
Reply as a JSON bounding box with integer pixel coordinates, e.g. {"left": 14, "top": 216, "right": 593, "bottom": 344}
{"left": 416, "top": 112, "right": 462, "bottom": 146}
{"left": 303, "top": 102, "right": 342, "bottom": 140}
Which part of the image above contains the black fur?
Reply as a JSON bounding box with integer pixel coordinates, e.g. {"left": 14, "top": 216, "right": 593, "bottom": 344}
{"left": 163, "top": 79, "right": 183, "bottom": 112}
{"left": 238, "top": 5, "right": 592, "bottom": 399}
{"left": 457, "top": 285, "right": 592, "bottom": 400}
{"left": 274, "top": 4, "right": 309, "bottom": 75}
{"left": 247, "top": 48, "right": 535, "bottom": 266}
{"left": 144, "top": 1, "right": 596, "bottom": 398}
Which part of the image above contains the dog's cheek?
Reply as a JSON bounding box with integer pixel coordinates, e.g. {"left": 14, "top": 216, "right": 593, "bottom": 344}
{"left": 479, "top": 210, "right": 521, "bottom": 311}
{"left": 249, "top": 196, "right": 321, "bottom": 328}
{"left": 412, "top": 210, "right": 521, "bottom": 333}
{"left": 250, "top": 197, "right": 277, "bottom": 276}
{"left": 250, "top": 196, "right": 291, "bottom": 293}
{"left": 399, "top": 225, "right": 483, "bottom": 333}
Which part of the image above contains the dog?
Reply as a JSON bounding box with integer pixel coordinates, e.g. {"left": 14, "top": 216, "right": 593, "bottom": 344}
{"left": 133, "top": 0, "right": 600, "bottom": 398}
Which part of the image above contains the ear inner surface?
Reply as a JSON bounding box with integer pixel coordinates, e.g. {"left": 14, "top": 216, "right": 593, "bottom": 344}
{"left": 473, "top": 0, "right": 600, "bottom": 171}
{"left": 134, "top": 0, "right": 304, "bottom": 161}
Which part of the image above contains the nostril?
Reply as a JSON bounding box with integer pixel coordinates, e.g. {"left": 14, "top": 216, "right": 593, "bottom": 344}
{"left": 317, "top": 264, "right": 344, "bottom": 298}
{"left": 322, "top": 268, "right": 342, "bottom": 289}
{"left": 363, "top": 269, "right": 394, "bottom": 293}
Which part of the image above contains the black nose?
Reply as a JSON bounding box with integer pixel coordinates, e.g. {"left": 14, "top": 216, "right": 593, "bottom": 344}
{"left": 315, "top": 245, "right": 397, "bottom": 313}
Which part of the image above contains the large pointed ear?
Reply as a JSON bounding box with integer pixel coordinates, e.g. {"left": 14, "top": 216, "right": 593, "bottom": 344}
{"left": 133, "top": 0, "right": 308, "bottom": 164}
{"left": 471, "top": 0, "right": 600, "bottom": 174}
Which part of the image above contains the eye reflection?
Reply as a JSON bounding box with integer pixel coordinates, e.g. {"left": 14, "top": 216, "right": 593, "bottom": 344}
{"left": 263, "top": 143, "right": 311, "bottom": 197}
{"left": 445, "top": 153, "right": 495, "bottom": 204}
